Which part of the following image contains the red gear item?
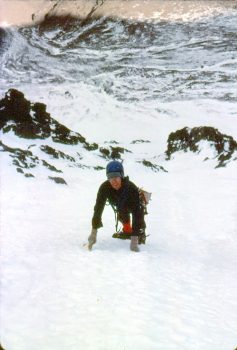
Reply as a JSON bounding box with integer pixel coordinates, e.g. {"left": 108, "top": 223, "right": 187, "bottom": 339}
{"left": 123, "top": 222, "right": 133, "bottom": 233}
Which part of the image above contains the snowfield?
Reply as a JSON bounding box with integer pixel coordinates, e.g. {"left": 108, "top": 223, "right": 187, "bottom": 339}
{"left": 1, "top": 147, "right": 237, "bottom": 350}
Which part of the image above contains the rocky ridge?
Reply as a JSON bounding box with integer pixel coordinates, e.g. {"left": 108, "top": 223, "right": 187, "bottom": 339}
{"left": 1, "top": 89, "right": 236, "bottom": 184}
{"left": 166, "top": 127, "right": 237, "bottom": 168}
{"left": 0, "top": 89, "right": 166, "bottom": 183}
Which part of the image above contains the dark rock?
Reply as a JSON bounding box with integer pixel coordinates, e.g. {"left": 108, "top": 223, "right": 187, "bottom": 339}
{"left": 166, "top": 126, "right": 237, "bottom": 167}
{"left": 73, "top": 163, "right": 90, "bottom": 169}
{"left": 99, "top": 145, "right": 132, "bottom": 159}
{"left": 16, "top": 167, "right": 24, "bottom": 174}
{"left": 1, "top": 140, "right": 63, "bottom": 176}
{"left": 38, "top": 15, "right": 78, "bottom": 32}
{"left": 28, "top": 144, "right": 37, "bottom": 149}
{"left": 99, "top": 147, "right": 110, "bottom": 158}
{"left": 65, "top": 91, "right": 73, "bottom": 99}
{"left": 84, "top": 142, "right": 99, "bottom": 151}
{"left": 40, "top": 145, "right": 76, "bottom": 162}
{"left": 25, "top": 173, "right": 35, "bottom": 178}
{"left": 0, "top": 89, "right": 31, "bottom": 127}
{"left": 0, "top": 90, "right": 50, "bottom": 139}
{"left": 51, "top": 122, "right": 85, "bottom": 145}
{"left": 31, "top": 102, "right": 51, "bottom": 136}
{"left": 0, "top": 89, "right": 88, "bottom": 146}
{"left": 93, "top": 166, "right": 104, "bottom": 171}
{"left": 104, "top": 140, "right": 119, "bottom": 144}
{"left": 138, "top": 159, "right": 168, "bottom": 173}
{"left": 9, "top": 148, "right": 39, "bottom": 169}
{"left": 110, "top": 146, "right": 132, "bottom": 159}
{"left": 48, "top": 176, "right": 67, "bottom": 185}
{"left": 42, "top": 160, "right": 63, "bottom": 173}
{"left": 0, "top": 89, "right": 50, "bottom": 139}
{"left": 110, "top": 147, "right": 122, "bottom": 159}
{"left": 131, "top": 139, "right": 151, "bottom": 144}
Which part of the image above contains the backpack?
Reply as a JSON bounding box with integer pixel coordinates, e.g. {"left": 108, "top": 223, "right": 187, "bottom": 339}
{"left": 138, "top": 188, "right": 152, "bottom": 215}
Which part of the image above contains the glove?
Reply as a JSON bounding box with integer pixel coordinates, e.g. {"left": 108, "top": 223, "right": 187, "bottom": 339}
{"left": 88, "top": 228, "right": 97, "bottom": 251}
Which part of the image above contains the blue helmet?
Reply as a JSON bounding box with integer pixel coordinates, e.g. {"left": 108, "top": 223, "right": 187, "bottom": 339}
{"left": 106, "top": 161, "right": 124, "bottom": 179}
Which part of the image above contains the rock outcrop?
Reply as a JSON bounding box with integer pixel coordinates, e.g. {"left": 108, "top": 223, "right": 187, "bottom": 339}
{"left": 0, "top": 89, "right": 88, "bottom": 145}
{"left": 0, "top": 89, "right": 130, "bottom": 161}
{"left": 137, "top": 159, "right": 168, "bottom": 173}
{"left": 0, "top": 89, "right": 139, "bottom": 182}
{"left": 166, "top": 126, "right": 237, "bottom": 168}
{"left": 2, "top": 89, "right": 235, "bottom": 184}
{"left": 0, "top": 89, "right": 98, "bottom": 183}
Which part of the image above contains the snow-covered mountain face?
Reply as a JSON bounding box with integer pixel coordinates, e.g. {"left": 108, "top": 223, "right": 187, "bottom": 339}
{"left": 1, "top": 3, "right": 237, "bottom": 177}
{"left": 1, "top": 2, "right": 237, "bottom": 350}
{"left": 1, "top": 89, "right": 236, "bottom": 184}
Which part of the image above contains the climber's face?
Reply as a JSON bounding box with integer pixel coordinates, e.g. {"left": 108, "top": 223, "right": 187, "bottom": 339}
{"left": 109, "top": 176, "right": 122, "bottom": 190}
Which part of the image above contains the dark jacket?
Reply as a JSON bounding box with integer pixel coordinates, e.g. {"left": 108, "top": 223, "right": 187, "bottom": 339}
{"left": 92, "top": 176, "right": 145, "bottom": 236}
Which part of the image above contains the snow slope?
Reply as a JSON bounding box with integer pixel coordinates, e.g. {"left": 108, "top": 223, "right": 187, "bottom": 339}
{"left": 1, "top": 138, "right": 237, "bottom": 350}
